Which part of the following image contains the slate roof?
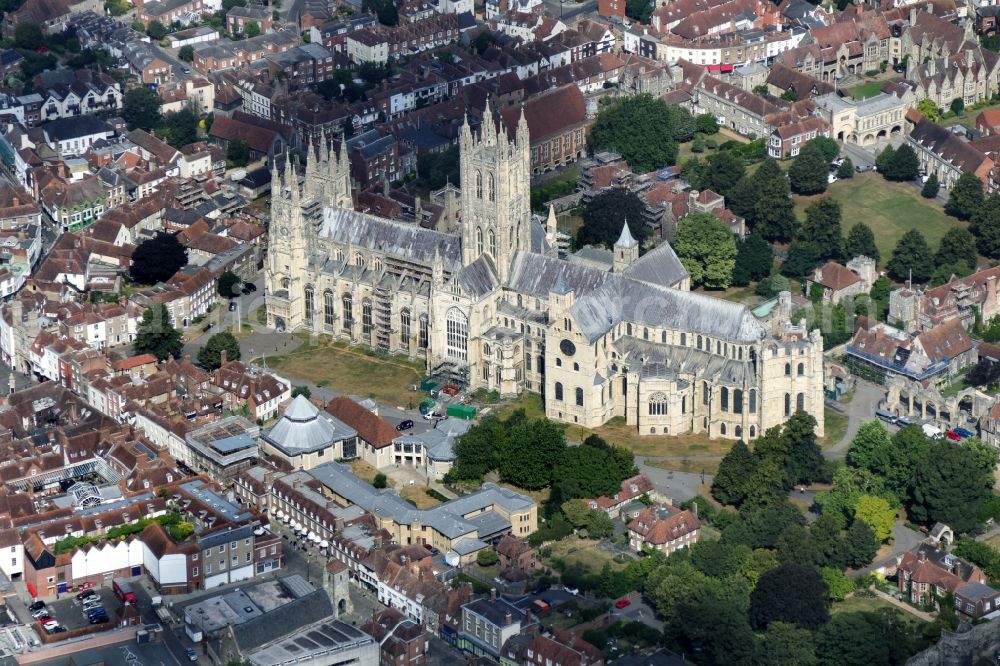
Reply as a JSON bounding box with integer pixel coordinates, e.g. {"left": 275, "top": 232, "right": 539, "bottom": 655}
{"left": 319, "top": 207, "right": 463, "bottom": 271}
{"left": 264, "top": 395, "right": 356, "bottom": 455}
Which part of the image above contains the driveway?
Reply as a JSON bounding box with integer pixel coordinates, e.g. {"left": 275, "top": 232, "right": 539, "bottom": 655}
{"left": 824, "top": 379, "right": 886, "bottom": 456}
{"left": 851, "top": 523, "right": 924, "bottom": 579}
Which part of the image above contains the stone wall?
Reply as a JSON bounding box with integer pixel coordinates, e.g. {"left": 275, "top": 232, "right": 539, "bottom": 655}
{"left": 906, "top": 621, "right": 1000, "bottom": 666}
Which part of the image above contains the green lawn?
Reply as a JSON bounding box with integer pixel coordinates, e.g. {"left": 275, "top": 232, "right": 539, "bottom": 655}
{"left": 794, "top": 173, "right": 959, "bottom": 267}
{"left": 849, "top": 81, "right": 885, "bottom": 100}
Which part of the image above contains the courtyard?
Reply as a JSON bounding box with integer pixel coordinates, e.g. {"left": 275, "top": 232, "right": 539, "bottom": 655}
{"left": 265, "top": 334, "right": 426, "bottom": 408}
{"left": 793, "top": 173, "right": 958, "bottom": 267}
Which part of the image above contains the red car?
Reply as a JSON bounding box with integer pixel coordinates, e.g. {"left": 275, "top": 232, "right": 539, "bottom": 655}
{"left": 614, "top": 598, "right": 631, "bottom": 609}
{"left": 441, "top": 384, "right": 459, "bottom": 396}
{"left": 946, "top": 430, "right": 962, "bottom": 442}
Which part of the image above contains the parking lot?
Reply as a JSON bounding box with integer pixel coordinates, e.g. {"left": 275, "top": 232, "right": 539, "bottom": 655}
{"left": 36, "top": 588, "right": 118, "bottom": 632}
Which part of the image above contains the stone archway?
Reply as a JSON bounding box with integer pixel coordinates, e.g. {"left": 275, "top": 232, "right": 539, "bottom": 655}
{"left": 890, "top": 125, "right": 902, "bottom": 135}
{"left": 862, "top": 133, "right": 876, "bottom": 146}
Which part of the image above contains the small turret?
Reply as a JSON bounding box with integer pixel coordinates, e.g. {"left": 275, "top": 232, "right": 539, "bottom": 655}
{"left": 613, "top": 219, "right": 639, "bottom": 273}
{"left": 546, "top": 204, "right": 557, "bottom": 254}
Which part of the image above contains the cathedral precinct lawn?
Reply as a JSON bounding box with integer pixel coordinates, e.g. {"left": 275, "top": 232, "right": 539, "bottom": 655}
{"left": 793, "top": 173, "right": 957, "bottom": 267}
{"left": 848, "top": 80, "right": 887, "bottom": 100}
{"left": 266, "top": 335, "right": 425, "bottom": 408}
{"left": 541, "top": 537, "right": 630, "bottom": 574}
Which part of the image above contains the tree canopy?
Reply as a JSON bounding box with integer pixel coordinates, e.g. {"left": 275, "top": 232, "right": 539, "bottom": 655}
{"left": 732, "top": 234, "right": 773, "bottom": 286}
{"left": 934, "top": 227, "right": 977, "bottom": 271}
{"left": 704, "top": 151, "right": 746, "bottom": 199}
{"left": 130, "top": 232, "right": 188, "bottom": 285}
{"left": 946, "top": 171, "right": 985, "bottom": 220}
{"left": 755, "top": 173, "right": 798, "bottom": 242}
{"left": 970, "top": 194, "right": 1000, "bottom": 258}
{"left": 909, "top": 438, "right": 994, "bottom": 534}
{"left": 123, "top": 86, "right": 163, "bottom": 130}
{"left": 227, "top": 140, "right": 251, "bottom": 167}
{"left": 673, "top": 213, "right": 737, "bottom": 289}
{"left": 844, "top": 223, "right": 879, "bottom": 263}
{"left": 749, "top": 563, "right": 830, "bottom": 631}
{"left": 589, "top": 95, "right": 694, "bottom": 172}
{"left": 134, "top": 304, "right": 183, "bottom": 361}
{"left": 197, "top": 331, "right": 241, "bottom": 370}
{"left": 921, "top": 173, "right": 940, "bottom": 198}
{"left": 578, "top": 188, "right": 649, "bottom": 249}
{"left": 880, "top": 144, "right": 919, "bottom": 182}
{"left": 887, "top": 229, "right": 933, "bottom": 282}
{"left": 800, "top": 198, "right": 844, "bottom": 262}
{"left": 788, "top": 142, "right": 829, "bottom": 195}
{"left": 217, "top": 271, "right": 241, "bottom": 298}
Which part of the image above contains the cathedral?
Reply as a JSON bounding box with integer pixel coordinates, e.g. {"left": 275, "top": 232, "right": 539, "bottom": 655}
{"left": 265, "top": 111, "right": 825, "bottom": 439}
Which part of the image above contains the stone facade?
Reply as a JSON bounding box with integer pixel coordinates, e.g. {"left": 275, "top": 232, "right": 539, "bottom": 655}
{"left": 264, "top": 110, "right": 825, "bottom": 440}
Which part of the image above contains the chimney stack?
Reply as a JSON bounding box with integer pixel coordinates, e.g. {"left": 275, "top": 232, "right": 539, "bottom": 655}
{"left": 490, "top": 588, "right": 497, "bottom": 602}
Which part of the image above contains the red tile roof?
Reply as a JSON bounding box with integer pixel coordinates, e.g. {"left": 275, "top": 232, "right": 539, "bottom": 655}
{"left": 325, "top": 397, "right": 398, "bottom": 448}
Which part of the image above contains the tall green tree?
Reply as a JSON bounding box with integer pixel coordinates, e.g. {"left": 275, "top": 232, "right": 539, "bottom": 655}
{"left": 970, "top": 194, "right": 1000, "bottom": 258}
{"left": 727, "top": 176, "right": 762, "bottom": 222}
{"left": 755, "top": 622, "right": 818, "bottom": 666}
{"left": 815, "top": 611, "right": 923, "bottom": 666}
{"left": 227, "top": 140, "right": 250, "bottom": 166}
{"left": 887, "top": 229, "right": 933, "bottom": 282}
{"left": 448, "top": 415, "right": 505, "bottom": 481}
{"left": 752, "top": 158, "right": 784, "bottom": 187}
{"left": 553, "top": 435, "right": 636, "bottom": 501}
{"left": 589, "top": 95, "right": 684, "bottom": 171}
{"left": 578, "top": 188, "right": 649, "bottom": 249}
{"left": 749, "top": 563, "right": 830, "bottom": 631}
{"left": 808, "top": 136, "right": 840, "bottom": 162}
{"left": 673, "top": 213, "right": 737, "bottom": 288}
{"left": 158, "top": 108, "right": 198, "bottom": 149}
{"left": 244, "top": 19, "right": 260, "bottom": 37}
{"left": 882, "top": 144, "right": 919, "bottom": 182}
{"left": 836, "top": 158, "right": 854, "bottom": 180}
{"left": 122, "top": 86, "right": 163, "bottom": 130}
{"left": 13, "top": 22, "right": 43, "bottom": 50}
{"left": 217, "top": 271, "right": 241, "bottom": 298}
{"left": 875, "top": 144, "right": 896, "bottom": 173}
{"left": 146, "top": 20, "right": 168, "bottom": 40}
{"left": 705, "top": 151, "right": 746, "bottom": 199}
{"left": 921, "top": 172, "right": 940, "bottom": 198}
{"left": 909, "top": 439, "right": 993, "bottom": 534}
{"left": 755, "top": 176, "right": 798, "bottom": 242}
{"left": 712, "top": 440, "right": 756, "bottom": 507}
{"left": 844, "top": 222, "right": 879, "bottom": 262}
{"left": 843, "top": 519, "right": 879, "bottom": 568}
{"left": 781, "top": 411, "right": 825, "bottom": 485}
{"left": 788, "top": 142, "right": 829, "bottom": 195}
{"left": 800, "top": 198, "right": 844, "bottom": 261}
{"left": 497, "top": 418, "right": 566, "bottom": 490}
{"left": 780, "top": 242, "right": 820, "bottom": 279}
{"left": 846, "top": 420, "right": 893, "bottom": 475}
{"left": 852, "top": 494, "right": 896, "bottom": 542}
{"left": 178, "top": 45, "right": 195, "bottom": 61}
{"left": 197, "top": 331, "right": 241, "bottom": 370}
{"left": 935, "top": 227, "right": 978, "bottom": 269}
{"left": 946, "top": 171, "right": 986, "bottom": 220}
{"left": 134, "top": 304, "right": 183, "bottom": 361}
{"left": 732, "top": 234, "right": 773, "bottom": 286}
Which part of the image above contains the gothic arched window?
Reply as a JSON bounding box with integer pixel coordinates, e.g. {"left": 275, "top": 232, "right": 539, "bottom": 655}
{"left": 734, "top": 389, "right": 743, "bottom": 413}
{"left": 488, "top": 173, "right": 495, "bottom": 202}
{"left": 476, "top": 227, "right": 483, "bottom": 255}
{"left": 303, "top": 285, "right": 314, "bottom": 326}
{"left": 648, "top": 392, "right": 668, "bottom": 416}
{"left": 446, "top": 308, "right": 468, "bottom": 361}
{"left": 323, "top": 290, "right": 334, "bottom": 328}
{"left": 555, "top": 382, "right": 563, "bottom": 401}
{"left": 797, "top": 392, "right": 805, "bottom": 412}
{"left": 342, "top": 294, "right": 353, "bottom": 331}
{"left": 362, "top": 299, "right": 373, "bottom": 337}
{"left": 400, "top": 309, "right": 411, "bottom": 346}
{"left": 575, "top": 387, "right": 584, "bottom": 406}
{"left": 488, "top": 229, "right": 497, "bottom": 258}
{"left": 476, "top": 171, "right": 483, "bottom": 198}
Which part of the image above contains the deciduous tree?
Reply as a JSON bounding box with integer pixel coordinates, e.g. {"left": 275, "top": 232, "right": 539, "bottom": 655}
{"left": 909, "top": 439, "right": 993, "bottom": 534}
{"left": 732, "top": 234, "right": 773, "bottom": 286}
{"left": 705, "top": 151, "right": 746, "bottom": 199}
{"left": 673, "top": 213, "right": 737, "bottom": 288}
{"left": 935, "top": 227, "right": 978, "bottom": 269}
{"left": 843, "top": 519, "right": 879, "bottom": 568}
{"left": 134, "top": 304, "right": 183, "bottom": 361}
{"left": 882, "top": 144, "right": 919, "bottom": 182}
{"left": 755, "top": 622, "right": 818, "bottom": 666}
{"left": 122, "top": 86, "right": 163, "bottom": 130}
{"left": 197, "top": 331, "right": 241, "bottom": 370}
{"left": 130, "top": 231, "right": 187, "bottom": 285}
{"left": 727, "top": 176, "right": 761, "bottom": 222}
{"left": 852, "top": 494, "right": 896, "bottom": 542}
{"left": 217, "top": 271, "right": 241, "bottom": 298}
{"left": 946, "top": 171, "right": 986, "bottom": 220}
{"left": 970, "top": 194, "right": 1000, "bottom": 258}
{"left": 836, "top": 158, "right": 854, "bottom": 179}
{"left": 713, "top": 440, "right": 756, "bottom": 507}
{"left": 749, "top": 563, "right": 830, "bottom": 630}
{"left": 589, "top": 95, "right": 683, "bottom": 171}
{"left": 578, "top": 188, "right": 648, "bottom": 249}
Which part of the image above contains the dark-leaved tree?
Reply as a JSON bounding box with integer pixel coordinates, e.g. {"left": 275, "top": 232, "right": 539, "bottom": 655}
{"left": 589, "top": 95, "right": 687, "bottom": 172}
{"left": 970, "top": 194, "right": 1000, "bottom": 258}
{"left": 788, "top": 142, "right": 829, "bottom": 195}
{"left": 704, "top": 151, "right": 746, "bottom": 199}
{"left": 800, "top": 198, "right": 844, "bottom": 262}
{"left": 755, "top": 176, "right": 798, "bottom": 242}
{"left": 749, "top": 562, "right": 830, "bottom": 631}
{"left": 217, "top": 270, "right": 241, "bottom": 298}
{"left": 881, "top": 144, "right": 919, "bottom": 182}
{"left": 921, "top": 172, "right": 940, "bottom": 198}
{"left": 844, "top": 222, "right": 879, "bottom": 263}
{"left": 130, "top": 231, "right": 188, "bottom": 285}
{"left": 122, "top": 86, "right": 163, "bottom": 130}
{"left": 887, "top": 229, "right": 933, "bottom": 282}
{"left": 712, "top": 440, "right": 756, "bottom": 507}
{"left": 909, "top": 438, "right": 994, "bottom": 534}
{"left": 732, "top": 234, "right": 773, "bottom": 286}
{"left": 577, "top": 188, "right": 648, "bottom": 249}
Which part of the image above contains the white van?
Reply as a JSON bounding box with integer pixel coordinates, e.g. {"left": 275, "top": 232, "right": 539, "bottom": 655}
{"left": 922, "top": 423, "right": 943, "bottom": 439}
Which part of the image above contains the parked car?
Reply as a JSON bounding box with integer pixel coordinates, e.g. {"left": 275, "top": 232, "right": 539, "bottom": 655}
{"left": 827, "top": 173, "right": 838, "bottom": 184}
{"left": 31, "top": 609, "right": 51, "bottom": 620}
{"left": 395, "top": 419, "right": 414, "bottom": 431}
{"left": 441, "top": 384, "right": 459, "bottom": 396}
{"left": 242, "top": 283, "right": 257, "bottom": 294}
{"left": 946, "top": 430, "right": 962, "bottom": 441}
{"left": 422, "top": 410, "right": 445, "bottom": 420}
{"left": 87, "top": 607, "right": 107, "bottom": 618}
{"left": 51, "top": 625, "right": 66, "bottom": 633}
{"left": 89, "top": 614, "right": 109, "bottom": 624}
{"left": 186, "top": 648, "right": 199, "bottom": 662}
{"left": 76, "top": 589, "right": 96, "bottom": 601}
{"left": 41, "top": 620, "right": 58, "bottom": 632}
{"left": 955, "top": 427, "right": 975, "bottom": 439}
{"left": 615, "top": 598, "right": 632, "bottom": 609}
{"left": 83, "top": 599, "right": 103, "bottom": 611}
{"left": 229, "top": 301, "right": 237, "bottom": 311}
{"left": 28, "top": 601, "right": 45, "bottom": 612}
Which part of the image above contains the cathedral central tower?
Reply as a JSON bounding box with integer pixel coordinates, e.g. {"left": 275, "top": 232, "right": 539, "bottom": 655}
{"left": 459, "top": 107, "right": 532, "bottom": 283}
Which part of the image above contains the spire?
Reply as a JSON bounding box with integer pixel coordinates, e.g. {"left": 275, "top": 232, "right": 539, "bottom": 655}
{"left": 517, "top": 104, "right": 529, "bottom": 146}
{"left": 615, "top": 219, "right": 638, "bottom": 249}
